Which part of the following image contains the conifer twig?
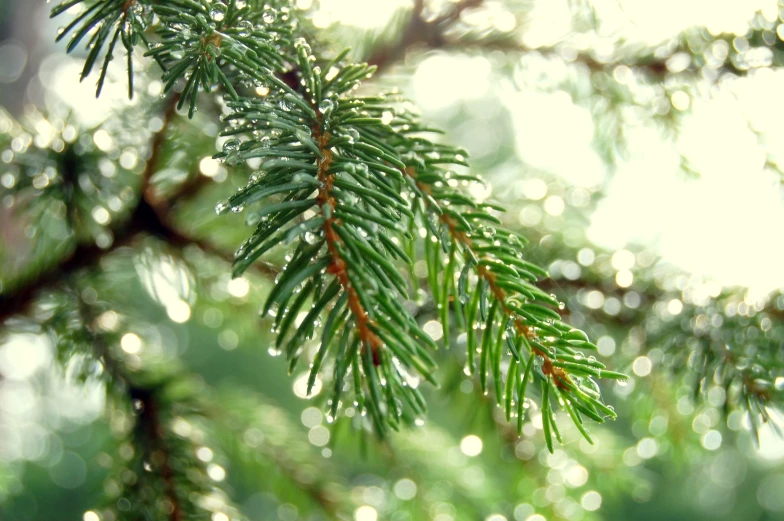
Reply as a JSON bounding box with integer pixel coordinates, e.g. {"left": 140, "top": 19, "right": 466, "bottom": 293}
{"left": 412, "top": 173, "right": 571, "bottom": 385}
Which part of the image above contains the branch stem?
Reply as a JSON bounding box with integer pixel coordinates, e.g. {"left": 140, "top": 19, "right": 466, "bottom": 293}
{"left": 314, "top": 120, "right": 382, "bottom": 363}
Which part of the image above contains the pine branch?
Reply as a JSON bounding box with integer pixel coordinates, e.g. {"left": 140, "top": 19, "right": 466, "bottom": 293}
{"left": 401, "top": 138, "right": 622, "bottom": 449}
{"left": 50, "top": 0, "right": 624, "bottom": 444}
{"left": 216, "top": 57, "right": 440, "bottom": 435}
{"left": 648, "top": 289, "right": 784, "bottom": 441}
{"left": 51, "top": 0, "right": 156, "bottom": 98}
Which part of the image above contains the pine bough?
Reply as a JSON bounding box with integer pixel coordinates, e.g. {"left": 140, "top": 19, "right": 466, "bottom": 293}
{"left": 51, "top": 0, "right": 625, "bottom": 446}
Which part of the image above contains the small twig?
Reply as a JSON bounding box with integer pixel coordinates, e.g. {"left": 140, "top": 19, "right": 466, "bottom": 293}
{"left": 410, "top": 170, "right": 570, "bottom": 386}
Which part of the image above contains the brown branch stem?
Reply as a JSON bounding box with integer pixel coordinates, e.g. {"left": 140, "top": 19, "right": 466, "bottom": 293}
{"left": 313, "top": 119, "right": 382, "bottom": 363}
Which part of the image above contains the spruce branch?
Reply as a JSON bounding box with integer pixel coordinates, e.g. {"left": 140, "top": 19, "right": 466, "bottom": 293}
{"left": 216, "top": 53, "right": 439, "bottom": 435}
{"left": 402, "top": 149, "right": 621, "bottom": 450}
{"left": 51, "top": 0, "right": 624, "bottom": 444}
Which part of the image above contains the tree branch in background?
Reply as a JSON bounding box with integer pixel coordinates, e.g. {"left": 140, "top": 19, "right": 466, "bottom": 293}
{"left": 366, "top": 0, "right": 745, "bottom": 80}
{"left": 368, "top": 0, "right": 483, "bottom": 72}
{"left": 130, "top": 385, "right": 183, "bottom": 521}
{"left": 0, "top": 94, "right": 277, "bottom": 323}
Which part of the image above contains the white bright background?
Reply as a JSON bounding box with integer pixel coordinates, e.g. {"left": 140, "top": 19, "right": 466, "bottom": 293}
{"left": 405, "top": 0, "right": 784, "bottom": 295}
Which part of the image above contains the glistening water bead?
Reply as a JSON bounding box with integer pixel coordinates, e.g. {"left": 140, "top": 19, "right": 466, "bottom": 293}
{"left": 210, "top": 4, "right": 226, "bottom": 22}
{"left": 262, "top": 8, "right": 277, "bottom": 24}
{"left": 215, "top": 200, "right": 231, "bottom": 215}
{"left": 318, "top": 99, "right": 334, "bottom": 115}
{"left": 223, "top": 139, "right": 241, "bottom": 153}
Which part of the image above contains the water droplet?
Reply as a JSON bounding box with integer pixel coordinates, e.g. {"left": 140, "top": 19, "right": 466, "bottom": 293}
{"left": 294, "top": 37, "right": 311, "bottom": 54}
{"left": 215, "top": 199, "right": 231, "bottom": 215}
{"left": 235, "top": 238, "right": 250, "bottom": 257}
{"left": 210, "top": 5, "right": 226, "bottom": 21}
{"left": 292, "top": 172, "right": 315, "bottom": 184}
{"left": 617, "top": 378, "right": 629, "bottom": 387}
{"left": 128, "top": 3, "right": 145, "bottom": 17}
{"left": 245, "top": 213, "right": 261, "bottom": 226}
{"left": 237, "top": 20, "right": 253, "bottom": 36}
{"left": 223, "top": 139, "right": 241, "bottom": 153}
{"left": 294, "top": 129, "right": 312, "bottom": 145}
{"left": 132, "top": 399, "right": 144, "bottom": 412}
{"left": 231, "top": 204, "right": 245, "bottom": 213}
{"left": 262, "top": 8, "right": 277, "bottom": 24}
{"left": 318, "top": 99, "right": 334, "bottom": 115}
{"left": 268, "top": 347, "right": 281, "bottom": 357}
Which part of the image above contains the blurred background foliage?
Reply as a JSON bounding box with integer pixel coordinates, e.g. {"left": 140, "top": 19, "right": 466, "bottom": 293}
{"left": 1, "top": 1, "right": 784, "bottom": 521}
